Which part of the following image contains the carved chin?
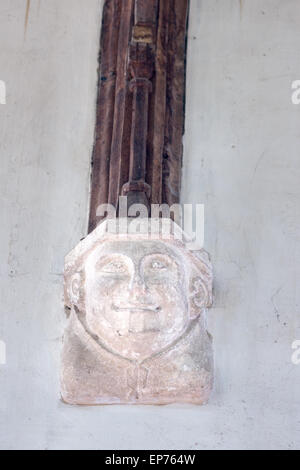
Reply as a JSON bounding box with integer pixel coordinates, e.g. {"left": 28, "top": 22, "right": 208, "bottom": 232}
{"left": 103, "top": 333, "right": 182, "bottom": 361}
{"left": 86, "top": 307, "right": 187, "bottom": 360}
{"left": 128, "top": 311, "right": 160, "bottom": 334}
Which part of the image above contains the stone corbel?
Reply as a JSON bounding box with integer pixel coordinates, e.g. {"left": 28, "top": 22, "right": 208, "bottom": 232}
{"left": 61, "top": 0, "right": 214, "bottom": 406}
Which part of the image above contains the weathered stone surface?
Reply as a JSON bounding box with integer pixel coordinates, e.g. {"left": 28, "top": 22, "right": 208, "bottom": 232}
{"left": 61, "top": 219, "right": 213, "bottom": 405}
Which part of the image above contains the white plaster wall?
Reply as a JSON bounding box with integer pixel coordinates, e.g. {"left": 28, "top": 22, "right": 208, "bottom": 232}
{"left": 0, "top": 0, "right": 299, "bottom": 450}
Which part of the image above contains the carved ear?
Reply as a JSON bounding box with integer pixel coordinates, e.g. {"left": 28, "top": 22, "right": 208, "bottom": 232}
{"left": 65, "top": 272, "right": 82, "bottom": 308}
{"left": 190, "top": 277, "right": 210, "bottom": 308}
{"left": 70, "top": 273, "right": 81, "bottom": 304}
{"left": 189, "top": 249, "right": 213, "bottom": 316}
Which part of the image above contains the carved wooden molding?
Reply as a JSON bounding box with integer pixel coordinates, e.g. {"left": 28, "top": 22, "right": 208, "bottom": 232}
{"left": 88, "top": 0, "right": 190, "bottom": 232}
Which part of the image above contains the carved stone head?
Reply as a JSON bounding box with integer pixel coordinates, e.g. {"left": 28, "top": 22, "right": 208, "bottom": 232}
{"left": 62, "top": 219, "right": 213, "bottom": 405}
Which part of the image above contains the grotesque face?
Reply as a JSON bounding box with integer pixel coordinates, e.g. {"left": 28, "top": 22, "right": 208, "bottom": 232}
{"left": 83, "top": 240, "right": 189, "bottom": 361}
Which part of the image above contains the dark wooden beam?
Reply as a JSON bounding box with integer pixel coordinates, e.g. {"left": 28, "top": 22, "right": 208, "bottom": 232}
{"left": 88, "top": 0, "right": 189, "bottom": 232}
{"left": 107, "top": 0, "right": 135, "bottom": 209}
{"left": 88, "top": 0, "right": 121, "bottom": 232}
{"left": 163, "top": 0, "right": 190, "bottom": 207}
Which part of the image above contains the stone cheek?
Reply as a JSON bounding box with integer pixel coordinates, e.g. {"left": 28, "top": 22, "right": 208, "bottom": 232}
{"left": 61, "top": 232, "right": 213, "bottom": 405}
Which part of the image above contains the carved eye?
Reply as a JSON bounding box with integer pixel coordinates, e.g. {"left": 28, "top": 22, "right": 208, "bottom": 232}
{"left": 100, "top": 261, "right": 127, "bottom": 274}
{"left": 151, "top": 260, "right": 167, "bottom": 270}
{"left": 142, "top": 254, "right": 179, "bottom": 283}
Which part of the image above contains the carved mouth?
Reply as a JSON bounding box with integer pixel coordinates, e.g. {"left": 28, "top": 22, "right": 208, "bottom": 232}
{"left": 112, "top": 304, "right": 161, "bottom": 313}
{"left": 112, "top": 303, "right": 161, "bottom": 334}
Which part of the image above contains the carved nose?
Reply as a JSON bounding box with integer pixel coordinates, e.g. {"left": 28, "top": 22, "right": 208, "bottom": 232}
{"left": 129, "top": 273, "right": 147, "bottom": 299}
